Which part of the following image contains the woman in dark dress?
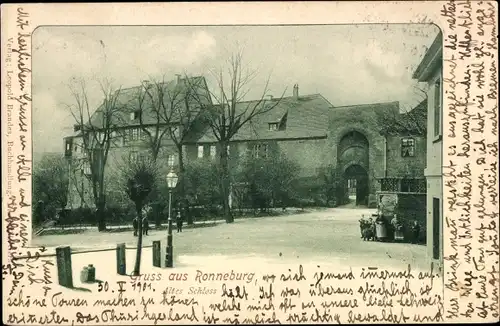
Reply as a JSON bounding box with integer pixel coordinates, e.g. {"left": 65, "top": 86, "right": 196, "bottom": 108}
{"left": 142, "top": 217, "right": 149, "bottom": 235}
{"left": 133, "top": 217, "right": 138, "bottom": 236}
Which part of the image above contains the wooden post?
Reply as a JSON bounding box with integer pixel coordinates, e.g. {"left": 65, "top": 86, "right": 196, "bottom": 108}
{"left": 116, "top": 243, "right": 126, "bottom": 275}
{"left": 152, "top": 240, "right": 161, "bottom": 267}
{"left": 56, "top": 246, "right": 73, "bottom": 287}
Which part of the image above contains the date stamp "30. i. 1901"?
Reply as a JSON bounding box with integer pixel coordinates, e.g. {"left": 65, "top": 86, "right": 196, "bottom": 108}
{"left": 1, "top": 2, "right": 498, "bottom": 325}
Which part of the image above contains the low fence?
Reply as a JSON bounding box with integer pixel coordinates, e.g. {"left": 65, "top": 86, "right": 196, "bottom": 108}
{"left": 38, "top": 206, "right": 307, "bottom": 232}
{"left": 14, "top": 241, "right": 171, "bottom": 288}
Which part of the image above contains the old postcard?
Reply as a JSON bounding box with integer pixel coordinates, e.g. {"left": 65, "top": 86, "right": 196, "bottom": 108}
{"left": 1, "top": 1, "right": 498, "bottom": 324}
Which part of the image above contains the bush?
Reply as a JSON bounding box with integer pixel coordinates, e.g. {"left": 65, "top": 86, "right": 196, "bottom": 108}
{"left": 54, "top": 205, "right": 137, "bottom": 226}
{"left": 183, "top": 159, "right": 222, "bottom": 216}
{"left": 235, "top": 153, "right": 300, "bottom": 211}
{"left": 32, "top": 154, "right": 69, "bottom": 226}
{"left": 56, "top": 207, "right": 95, "bottom": 226}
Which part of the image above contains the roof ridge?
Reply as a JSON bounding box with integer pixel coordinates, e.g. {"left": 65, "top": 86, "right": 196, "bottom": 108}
{"left": 116, "top": 75, "right": 205, "bottom": 93}
{"left": 332, "top": 101, "right": 400, "bottom": 109}
{"left": 217, "top": 92, "right": 325, "bottom": 105}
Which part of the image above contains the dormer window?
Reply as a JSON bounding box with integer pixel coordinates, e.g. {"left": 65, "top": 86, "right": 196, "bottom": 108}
{"left": 130, "top": 110, "right": 140, "bottom": 121}
{"left": 268, "top": 123, "right": 279, "bottom": 131}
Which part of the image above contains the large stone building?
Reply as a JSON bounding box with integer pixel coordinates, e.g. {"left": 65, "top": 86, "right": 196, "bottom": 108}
{"left": 64, "top": 77, "right": 427, "bottom": 211}
{"left": 413, "top": 32, "right": 443, "bottom": 265}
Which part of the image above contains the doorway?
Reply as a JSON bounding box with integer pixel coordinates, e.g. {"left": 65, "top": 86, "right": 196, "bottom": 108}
{"left": 432, "top": 197, "right": 441, "bottom": 260}
{"left": 344, "top": 164, "right": 369, "bottom": 206}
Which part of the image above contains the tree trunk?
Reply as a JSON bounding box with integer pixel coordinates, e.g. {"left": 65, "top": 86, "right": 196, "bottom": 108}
{"left": 154, "top": 203, "right": 162, "bottom": 229}
{"left": 96, "top": 196, "right": 106, "bottom": 232}
{"left": 219, "top": 142, "right": 233, "bottom": 223}
{"left": 132, "top": 201, "right": 143, "bottom": 276}
{"left": 178, "top": 149, "right": 193, "bottom": 225}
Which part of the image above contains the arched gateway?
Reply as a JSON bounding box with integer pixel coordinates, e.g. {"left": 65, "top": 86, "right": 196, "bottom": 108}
{"left": 337, "top": 131, "right": 370, "bottom": 206}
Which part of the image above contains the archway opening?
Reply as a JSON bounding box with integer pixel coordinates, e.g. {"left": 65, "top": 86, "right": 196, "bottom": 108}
{"left": 337, "top": 130, "right": 370, "bottom": 206}
{"left": 344, "top": 164, "right": 369, "bottom": 206}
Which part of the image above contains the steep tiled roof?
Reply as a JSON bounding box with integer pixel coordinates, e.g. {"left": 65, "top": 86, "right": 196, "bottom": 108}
{"left": 326, "top": 101, "right": 399, "bottom": 114}
{"left": 194, "top": 93, "right": 334, "bottom": 143}
{"left": 84, "top": 76, "right": 210, "bottom": 130}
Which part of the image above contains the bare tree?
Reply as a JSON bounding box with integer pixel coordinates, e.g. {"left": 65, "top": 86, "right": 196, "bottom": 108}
{"left": 130, "top": 79, "right": 170, "bottom": 161}
{"left": 69, "top": 160, "right": 88, "bottom": 208}
{"left": 130, "top": 75, "right": 209, "bottom": 225}
{"left": 119, "top": 157, "right": 158, "bottom": 276}
{"left": 66, "top": 78, "right": 124, "bottom": 231}
{"left": 377, "top": 86, "right": 428, "bottom": 136}
{"left": 188, "top": 51, "right": 286, "bottom": 223}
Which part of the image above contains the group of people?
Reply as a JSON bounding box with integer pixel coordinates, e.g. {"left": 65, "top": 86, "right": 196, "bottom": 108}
{"left": 359, "top": 213, "right": 421, "bottom": 243}
{"left": 133, "top": 216, "right": 150, "bottom": 236}
{"left": 132, "top": 210, "right": 185, "bottom": 236}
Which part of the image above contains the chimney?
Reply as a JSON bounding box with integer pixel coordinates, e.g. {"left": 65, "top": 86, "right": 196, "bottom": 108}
{"left": 176, "top": 74, "right": 181, "bottom": 84}
{"left": 293, "top": 84, "right": 299, "bottom": 99}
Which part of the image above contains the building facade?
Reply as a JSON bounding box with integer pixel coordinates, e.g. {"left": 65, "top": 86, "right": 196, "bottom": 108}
{"left": 183, "top": 86, "right": 427, "bottom": 207}
{"left": 413, "top": 32, "right": 443, "bottom": 266}
{"left": 63, "top": 78, "right": 428, "bottom": 211}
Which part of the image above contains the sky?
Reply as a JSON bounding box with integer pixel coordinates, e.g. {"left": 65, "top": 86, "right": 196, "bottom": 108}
{"left": 32, "top": 24, "right": 440, "bottom": 154}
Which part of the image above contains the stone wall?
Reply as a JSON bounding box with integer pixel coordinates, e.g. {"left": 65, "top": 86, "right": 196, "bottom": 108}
{"left": 385, "top": 134, "right": 426, "bottom": 178}
{"left": 327, "top": 104, "right": 393, "bottom": 195}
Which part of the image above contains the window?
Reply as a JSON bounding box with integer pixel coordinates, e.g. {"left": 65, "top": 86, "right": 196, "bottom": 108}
{"left": 197, "top": 145, "right": 204, "bottom": 158}
{"left": 268, "top": 123, "right": 279, "bottom": 131}
{"left": 401, "top": 137, "right": 415, "bottom": 157}
{"left": 167, "top": 154, "right": 175, "bottom": 167}
{"left": 129, "top": 151, "right": 138, "bottom": 162}
{"left": 173, "top": 126, "right": 180, "bottom": 139}
{"left": 83, "top": 163, "right": 91, "bottom": 176}
{"left": 434, "top": 78, "right": 442, "bottom": 138}
{"left": 74, "top": 144, "right": 78, "bottom": 153}
{"left": 64, "top": 139, "right": 73, "bottom": 158}
{"left": 210, "top": 145, "right": 216, "bottom": 159}
{"left": 139, "top": 153, "right": 148, "bottom": 163}
{"left": 96, "top": 132, "right": 104, "bottom": 142}
{"left": 253, "top": 145, "right": 259, "bottom": 158}
{"left": 252, "top": 144, "right": 269, "bottom": 158}
{"left": 130, "top": 128, "right": 140, "bottom": 141}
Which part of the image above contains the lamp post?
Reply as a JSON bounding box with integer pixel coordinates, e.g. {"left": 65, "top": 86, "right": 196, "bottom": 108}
{"left": 166, "top": 169, "right": 178, "bottom": 268}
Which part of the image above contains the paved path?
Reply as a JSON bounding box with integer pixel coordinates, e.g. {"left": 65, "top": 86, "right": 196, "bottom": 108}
{"left": 32, "top": 207, "right": 427, "bottom": 270}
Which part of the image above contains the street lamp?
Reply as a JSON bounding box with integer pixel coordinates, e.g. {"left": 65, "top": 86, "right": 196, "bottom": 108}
{"left": 166, "top": 169, "right": 178, "bottom": 267}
